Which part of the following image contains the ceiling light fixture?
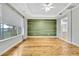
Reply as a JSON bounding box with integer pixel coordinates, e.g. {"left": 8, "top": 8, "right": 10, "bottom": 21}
{"left": 43, "top": 3, "right": 53, "bottom": 6}
{"left": 42, "top": 3, "right": 55, "bottom": 12}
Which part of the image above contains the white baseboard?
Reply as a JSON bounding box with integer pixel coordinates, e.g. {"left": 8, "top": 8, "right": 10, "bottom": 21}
{"left": 28, "top": 36, "right": 57, "bottom": 38}
{"left": 59, "top": 37, "right": 79, "bottom": 47}
{"left": 0, "top": 39, "right": 23, "bottom": 56}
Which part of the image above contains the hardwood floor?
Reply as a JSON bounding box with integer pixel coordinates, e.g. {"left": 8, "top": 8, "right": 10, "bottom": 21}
{"left": 2, "top": 37, "right": 79, "bottom": 56}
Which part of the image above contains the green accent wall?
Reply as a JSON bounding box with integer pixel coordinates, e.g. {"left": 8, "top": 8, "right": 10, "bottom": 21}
{"left": 28, "top": 19, "right": 56, "bottom": 36}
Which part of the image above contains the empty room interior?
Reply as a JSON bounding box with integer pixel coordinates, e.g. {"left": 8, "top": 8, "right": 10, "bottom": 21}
{"left": 0, "top": 3, "right": 79, "bottom": 56}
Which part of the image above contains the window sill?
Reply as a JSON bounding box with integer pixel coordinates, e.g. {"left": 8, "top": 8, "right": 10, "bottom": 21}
{"left": 0, "top": 34, "right": 22, "bottom": 42}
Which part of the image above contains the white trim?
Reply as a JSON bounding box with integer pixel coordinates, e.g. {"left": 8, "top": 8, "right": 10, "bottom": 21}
{"left": 0, "top": 39, "right": 23, "bottom": 55}
{"left": 71, "top": 5, "right": 79, "bottom": 11}
{"left": 71, "top": 41, "right": 79, "bottom": 47}
{"left": 28, "top": 36, "right": 57, "bottom": 38}
{"left": 57, "top": 9, "right": 71, "bottom": 19}
{"left": 27, "top": 17, "right": 56, "bottom": 19}
{"left": 59, "top": 37, "right": 79, "bottom": 47}
{"left": 0, "top": 34, "right": 22, "bottom": 42}
{"left": 56, "top": 3, "right": 72, "bottom": 17}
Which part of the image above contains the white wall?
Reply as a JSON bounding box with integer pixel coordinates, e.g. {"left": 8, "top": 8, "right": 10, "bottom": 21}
{"left": 0, "top": 4, "right": 1, "bottom": 17}
{"left": 0, "top": 4, "right": 24, "bottom": 55}
{"left": 72, "top": 6, "right": 79, "bottom": 46}
{"left": 0, "top": 35, "right": 22, "bottom": 55}
{"left": 23, "top": 17, "right": 28, "bottom": 39}
{"left": 2, "top": 4, "right": 23, "bottom": 27}
{"left": 57, "top": 5, "right": 79, "bottom": 46}
{"left": 57, "top": 10, "right": 71, "bottom": 42}
{"left": 8, "top": 3, "right": 28, "bottom": 39}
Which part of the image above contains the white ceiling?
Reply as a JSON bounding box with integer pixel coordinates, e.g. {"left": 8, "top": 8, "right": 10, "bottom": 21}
{"left": 27, "top": 3, "right": 68, "bottom": 16}
{"left": 10, "top": 3, "right": 70, "bottom": 18}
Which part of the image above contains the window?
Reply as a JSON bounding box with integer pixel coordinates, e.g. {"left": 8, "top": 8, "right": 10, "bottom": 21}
{"left": 61, "top": 17, "right": 68, "bottom": 39}
{"left": 61, "top": 17, "right": 68, "bottom": 32}
{"left": 17, "top": 27, "right": 21, "bottom": 35}
{"left": 3, "top": 24, "right": 17, "bottom": 39}
{"left": 0, "top": 23, "right": 4, "bottom": 39}
{"left": 0, "top": 23, "right": 22, "bottom": 40}
{"left": 0, "top": 24, "right": 1, "bottom": 39}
